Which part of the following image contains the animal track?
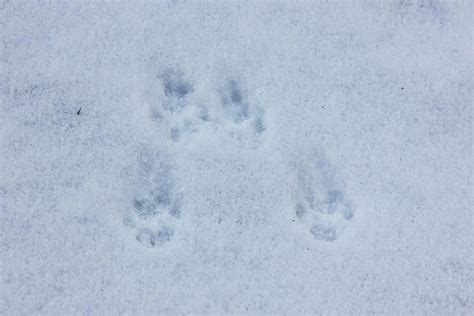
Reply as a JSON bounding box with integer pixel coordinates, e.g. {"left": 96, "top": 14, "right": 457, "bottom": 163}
{"left": 220, "top": 79, "right": 250, "bottom": 123}
{"left": 124, "top": 149, "right": 181, "bottom": 248}
{"left": 126, "top": 68, "right": 269, "bottom": 248}
{"left": 159, "top": 69, "right": 194, "bottom": 110}
{"left": 219, "top": 78, "right": 266, "bottom": 136}
{"left": 151, "top": 68, "right": 265, "bottom": 142}
{"left": 293, "top": 154, "right": 354, "bottom": 242}
{"left": 128, "top": 67, "right": 356, "bottom": 247}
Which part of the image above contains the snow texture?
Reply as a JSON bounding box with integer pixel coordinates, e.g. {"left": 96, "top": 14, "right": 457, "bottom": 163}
{"left": 1, "top": 0, "right": 472, "bottom": 314}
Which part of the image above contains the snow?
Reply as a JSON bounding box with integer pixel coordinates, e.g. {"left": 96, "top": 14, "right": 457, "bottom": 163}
{"left": 1, "top": 0, "right": 472, "bottom": 314}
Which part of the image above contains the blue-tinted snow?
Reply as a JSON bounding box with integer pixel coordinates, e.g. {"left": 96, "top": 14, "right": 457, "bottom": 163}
{"left": 1, "top": 1, "right": 472, "bottom": 314}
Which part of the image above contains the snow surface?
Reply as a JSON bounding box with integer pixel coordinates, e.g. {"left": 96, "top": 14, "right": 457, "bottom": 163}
{"left": 1, "top": 0, "right": 472, "bottom": 314}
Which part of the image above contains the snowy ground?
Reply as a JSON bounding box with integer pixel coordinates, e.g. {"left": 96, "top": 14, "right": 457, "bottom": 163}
{"left": 1, "top": 1, "right": 472, "bottom": 314}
